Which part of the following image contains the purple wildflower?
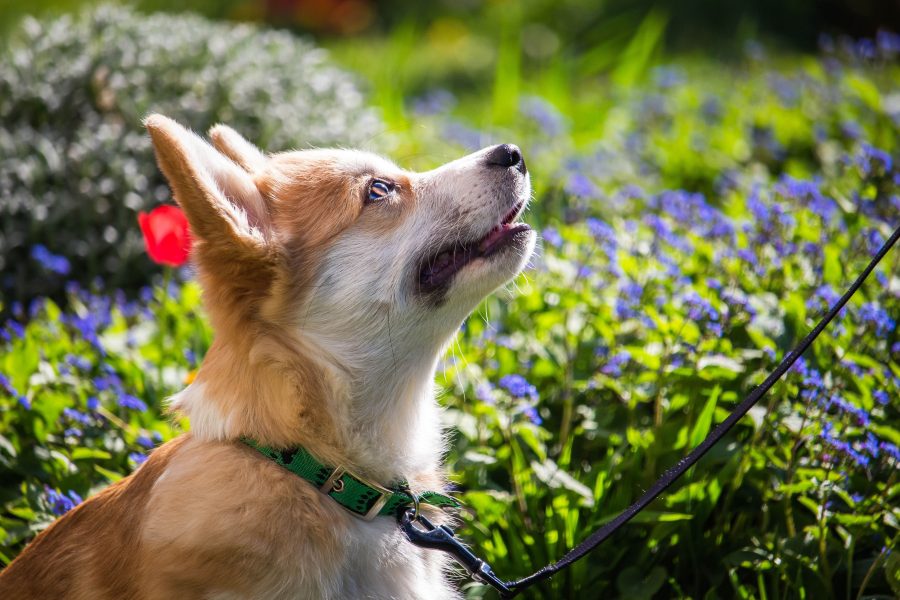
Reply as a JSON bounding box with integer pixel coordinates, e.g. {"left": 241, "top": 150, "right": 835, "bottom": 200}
{"left": 499, "top": 375, "right": 538, "bottom": 400}
{"left": 521, "top": 405, "right": 543, "bottom": 426}
{"left": 410, "top": 89, "right": 456, "bottom": 116}
{"left": 62, "top": 408, "right": 92, "bottom": 426}
{"left": 475, "top": 382, "right": 495, "bottom": 404}
{"left": 129, "top": 452, "right": 148, "bottom": 465}
{"left": 30, "top": 244, "right": 71, "bottom": 276}
{"left": 45, "top": 487, "right": 83, "bottom": 516}
{"left": 601, "top": 350, "right": 631, "bottom": 377}
{"left": 519, "top": 96, "right": 567, "bottom": 137}
{"left": 566, "top": 173, "right": 598, "bottom": 198}
{"left": 118, "top": 394, "right": 148, "bottom": 412}
{"left": 541, "top": 227, "right": 563, "bottom": 248}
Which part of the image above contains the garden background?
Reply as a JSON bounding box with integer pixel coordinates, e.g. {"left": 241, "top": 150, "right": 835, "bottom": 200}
{"left": 1, "top": 0, "right": 899, "bottom": 597}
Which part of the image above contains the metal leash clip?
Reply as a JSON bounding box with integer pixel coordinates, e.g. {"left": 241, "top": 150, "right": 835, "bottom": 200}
{"left": 397, "top": 508, "right": 511, "bottom": 596}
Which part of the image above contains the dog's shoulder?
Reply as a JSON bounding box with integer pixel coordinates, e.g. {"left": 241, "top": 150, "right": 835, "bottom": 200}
{"left": 0, "top": 435, "right": 190, "bottom": 599}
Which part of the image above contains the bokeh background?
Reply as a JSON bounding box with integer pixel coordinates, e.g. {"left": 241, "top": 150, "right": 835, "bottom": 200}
{"left": 1, "top": 1, "right": 899, "bottom": 598}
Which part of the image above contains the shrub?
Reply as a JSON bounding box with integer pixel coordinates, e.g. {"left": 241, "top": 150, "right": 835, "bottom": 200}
{"left": 0, "top": 5, "right": 380, "bottom": 307}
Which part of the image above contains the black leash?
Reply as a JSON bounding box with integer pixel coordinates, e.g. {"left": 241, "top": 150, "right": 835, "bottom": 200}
{"left": 401, "top": 223, "right": 900, "bottom": 598}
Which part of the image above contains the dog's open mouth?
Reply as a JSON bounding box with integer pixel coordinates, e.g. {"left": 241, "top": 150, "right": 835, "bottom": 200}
{"left": 418, "top": 199, "right": 531, "bottom": 293}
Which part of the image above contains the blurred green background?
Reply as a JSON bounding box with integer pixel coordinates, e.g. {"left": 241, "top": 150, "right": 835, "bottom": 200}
{"left": 1, "top": 1, "right": 899, "bottom": 599}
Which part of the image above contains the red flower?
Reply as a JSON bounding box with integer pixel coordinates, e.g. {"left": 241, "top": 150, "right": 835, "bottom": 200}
{"left": 138, "top": 205, "right": 191, "bottom": 267}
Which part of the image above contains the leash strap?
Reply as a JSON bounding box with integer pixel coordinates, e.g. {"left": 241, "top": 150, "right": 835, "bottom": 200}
{"left": 241, "top": 438, "right": 460, "bottom": 520}
{"left": 500, "top": 222, "right": 900, "bottom": 596}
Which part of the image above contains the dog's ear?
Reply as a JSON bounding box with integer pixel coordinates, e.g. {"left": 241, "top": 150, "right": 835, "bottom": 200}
{"left": 145, "top": 114, "right": 271, "bottom": 240}
{"left": 145, "top": 114, "right": 277, "bottom": 301}
{"left": 208, "top": 124, "right": 268, "bottom": 174}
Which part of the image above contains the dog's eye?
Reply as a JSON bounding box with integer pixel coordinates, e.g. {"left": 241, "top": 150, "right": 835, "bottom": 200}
{"left": 368, "top": 180, "right": 393, "bottom": 203}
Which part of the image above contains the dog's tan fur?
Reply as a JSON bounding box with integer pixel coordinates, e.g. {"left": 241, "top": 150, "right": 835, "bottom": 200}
{"left": 0, "top": 114, "right": 534, "bottom": 599}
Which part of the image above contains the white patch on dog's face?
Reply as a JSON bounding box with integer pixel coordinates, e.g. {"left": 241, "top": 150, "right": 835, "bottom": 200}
{"left": 298, "top": 146, "right": 535, "bottom": 370}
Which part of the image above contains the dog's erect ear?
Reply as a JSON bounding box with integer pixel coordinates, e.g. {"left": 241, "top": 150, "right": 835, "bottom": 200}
{"left": 144, "top": 114, "right": 272, "bottom": 254}
{"left": 208, "top": 124, "right": 268, "bottom": 174}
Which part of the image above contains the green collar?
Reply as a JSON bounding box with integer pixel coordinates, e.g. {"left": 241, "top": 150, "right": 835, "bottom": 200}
{"left": 241, "top": 438, "right": 460, "bottom": 520}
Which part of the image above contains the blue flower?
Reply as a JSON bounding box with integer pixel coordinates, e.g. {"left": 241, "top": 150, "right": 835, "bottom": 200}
{"left": 873, "top": 390, "right": 889, "bottom": 406}
{"left": 680, "top": 290, "right": 720, "bottom": 325}
{"left": 601, "top": 350, "right": 631, "bottom": 377}
{"left": 541, "top": 227, "right": 563, "bottom": 248}
{"left": 806, "top": 285, "right": 841, "bottom": 312}
{"left": 857, "top": 302, "right": 895, "bottom": 336}
{"left": 586, "top": 218, "right": 615, "bottom": 244}
{"left": 136, "top": 435, "right": 155, "bottom": 449}
{"left": 65, "top": 354, "right": 92, "bottom": 372}
{"left": 519, "top": 96, "right": 567, "bottom": 137}
{"left": 499, "top": 375, "right": 539, "bottom": 400}
{"left": 63, "top": 314, "right": 104, "bottom": 353}
{"left": 94, "top": 374, "right": 122, "bottom": 392}
{"left": 877, "top": 30, "right": 900, "bottom": 55}
{"left": 826, "top": 394, "right": 871, "bottom": 427}
{"left": 566, "top": 173, "right": 598, "bottom": 198}
{"left": 652, "top": 66, "right": 684, "bottom": 88}
{"left": 62, "top": 408, "right": 92, "bottom": 426}
{"left": 775, "top": 176, "right": 837, "bottom": 222}
{"left": 880, "top": 441, "right": 900, "bottom": 462}
{"left": 410, "top": 89, "right": 456, "bottom": 116}
{"left": 30, "top": 244, "right": 71, "bottom": 276}
{"left": 45, "top": 487, "right": 82, "bottom": 516}
{"left": 441, "top": 120, "right": 484, "bottom": 151}
{"left": 118, "top": 394, "right": 148, "bottom": 412}
{"left": 474, "top": 382, "right": 494, "bottom": 405}
{"left": 521, "top": 405, "right": 543, "bottom": 426}
{"left": 6, "top": 320, "right": 25, "bottom": 339}
{"left": 0, "top": 373, "right": 14, "bottom": 395}
{"left": 0, "top": 373, "right": 30, "bottom": 409}
{"left": 856, "top": 143, "right": 893, "bottom": 177}
{"left": 86, "top": 396, "right": 100, "bottom": 410}
{"left": 736, "top": 248, "right": 755, "bottom": 263}
{"left": 129, "top": 452, "right": 148, "bottom": 465}
{"left": 615, "top": 280, "right": 644, "bottom": 320}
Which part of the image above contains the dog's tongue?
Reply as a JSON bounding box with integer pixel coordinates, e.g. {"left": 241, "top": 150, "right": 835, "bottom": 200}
{"left": 477, "top": 224, "right": 514, "bottom": 254}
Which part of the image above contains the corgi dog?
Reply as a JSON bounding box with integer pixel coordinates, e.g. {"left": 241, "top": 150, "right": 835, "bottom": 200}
{"left": 0, "top": 114, "right": 534, "bottom": 599}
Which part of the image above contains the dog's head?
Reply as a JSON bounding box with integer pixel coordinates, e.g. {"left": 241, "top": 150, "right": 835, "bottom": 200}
{"left": 146, "top": 115, "right": 534, "bottom": 447}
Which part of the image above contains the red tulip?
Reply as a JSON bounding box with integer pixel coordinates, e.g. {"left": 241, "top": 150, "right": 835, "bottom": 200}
{"left": 138, "top": 205, "right": 191, "bottom": 267}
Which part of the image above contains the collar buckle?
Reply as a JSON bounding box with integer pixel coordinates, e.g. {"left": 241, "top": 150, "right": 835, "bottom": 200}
{"left": 320, "top": 465, "right": 393, "bottom": 521}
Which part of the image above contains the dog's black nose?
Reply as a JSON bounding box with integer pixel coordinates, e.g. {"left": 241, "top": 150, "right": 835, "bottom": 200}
{"left": 485, "top": 143, "right": 526, "bottom": 174}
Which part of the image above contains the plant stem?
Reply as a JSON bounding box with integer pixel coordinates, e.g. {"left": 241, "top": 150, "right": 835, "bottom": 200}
{"left": 157, "top": 268, "right": 172, "bottom": 394}
{"left": 817, "top": 460, "right": 835, "bottom": 595}
{"left": 854, "top": 546, "right": 887, "bottom": 600}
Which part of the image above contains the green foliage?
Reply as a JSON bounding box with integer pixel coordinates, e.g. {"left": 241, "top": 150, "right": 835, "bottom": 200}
{"left": 0, "top": 5, "right": 379, "bottom": 307}
{"left": 2, "top": 16, "right": 900, "bottom": 600}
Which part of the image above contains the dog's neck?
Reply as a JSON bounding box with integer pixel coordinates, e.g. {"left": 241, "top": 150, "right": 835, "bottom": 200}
{"left": 170, "top": 327, "right": 447, "bottom": 485}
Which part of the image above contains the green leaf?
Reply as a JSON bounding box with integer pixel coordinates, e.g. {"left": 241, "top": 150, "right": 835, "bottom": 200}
{"left": 71, "top": 448, "right": 112, "bottom": 461}
{"left": 690, "top": 386, "right": 721, "bottom": 448}
{"left": 94, "top": 465, "right": 124, "bottom": 483}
